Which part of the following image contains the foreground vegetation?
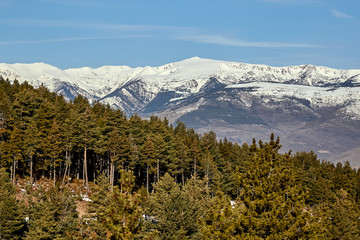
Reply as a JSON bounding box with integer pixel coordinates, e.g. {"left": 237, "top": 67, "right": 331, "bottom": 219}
{"left": 0, "top": 78, "right": 359, "bottom": 239}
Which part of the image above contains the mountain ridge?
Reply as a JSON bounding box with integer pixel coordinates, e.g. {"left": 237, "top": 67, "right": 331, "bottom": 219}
{"left": 1, "top": 57, "right": 360, "bottom": 166}
{"left": 1, "top": 57, "right": 359, "bottom": 116}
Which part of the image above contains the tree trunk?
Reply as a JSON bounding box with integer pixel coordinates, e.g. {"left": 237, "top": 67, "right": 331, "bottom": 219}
{"left": 157, "top": 159, "right": 160, "bottom": 182}
{"left": 108, "top": 151, "right": 111, "bottom": 179}
{"left": 53, "top": 160, "right": 56, "bottom": 187}
{"left": 110, "top": 153, "right": 114, "bottom": 188}
{"left": 194, "top": 156, "right": 197, "bottom": 179}
{"left": 93, "top": 155, "right": 97, "bottom": 183}
{"left": 206, "top": 155, "right": 210, "bottom": 190}
{"left": 12, "top": 158, "right": 16, "bottom": 184}
{"left": 182, "top": 172, "right": 185, "bottom": 187}
{"left": 83, "top": 155, "right": 85, "bottom": 181}
{"left": 84, "top": 145, "right": 89, "bottom": 189}
{"left": 30, "top": 155, "right": 33, "bottom": 184}
{"left": 62, "top": 163, "right": 69, "bottom": 185}
{"left": 62, "top": 148, "right": 69, "bottom": 185}
{"left": 146, "top": 162, "right": 149, "bottom": 193}
{"left": 77, "top": 155, "right": 80, "bottom": 180}
{"left": 10, "top": 159, "right": 13, "bottom": 184}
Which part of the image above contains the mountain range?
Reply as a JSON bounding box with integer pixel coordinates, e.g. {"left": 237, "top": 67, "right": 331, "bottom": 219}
{"left": 1, "top": 57, "right": 360, "bottom": 167}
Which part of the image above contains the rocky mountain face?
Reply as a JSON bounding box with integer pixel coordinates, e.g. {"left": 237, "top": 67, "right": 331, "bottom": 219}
{"left": 1, "top": 57, "right": 360, "bottom": 167}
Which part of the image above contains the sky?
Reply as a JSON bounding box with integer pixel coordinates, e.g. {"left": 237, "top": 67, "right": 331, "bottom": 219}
{"left": 0, "top": 0, "right": 359, "bottom": 69}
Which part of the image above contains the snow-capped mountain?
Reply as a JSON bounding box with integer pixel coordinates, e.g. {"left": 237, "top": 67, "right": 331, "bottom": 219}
{"left": 1, "top": 57, "right": 360, "bottom": 167}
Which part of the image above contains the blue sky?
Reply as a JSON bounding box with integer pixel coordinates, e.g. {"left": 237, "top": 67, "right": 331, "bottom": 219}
{"left": 0, "top": 0, "right": 359, "bottom": 69}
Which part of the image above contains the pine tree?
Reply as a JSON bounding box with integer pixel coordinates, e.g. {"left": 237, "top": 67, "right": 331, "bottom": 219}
{"left": 324, "top": 189, "right": 360, "bottom": 239}
{"left": 103, "top": 171, "right": 143, "bottom": 240}
{"left": 72, "top": 106, "right": 98, "bottom": 188}
{"left": 174, "top": 139, "right": 191, "bottom": 186}
{"left": 25, "top": 185, "right": 78, "bottom": 240}
{"left": 199, "top": 192, "right": 244, "bottom": 240}
{"left": 142, "top": 135, "right": 156, "bottom": 193}
{"left": 190, "top": 139, "right": 200, "bottom": 178}
{"left": 143, "top": 173, "right": 199, "bottom": 239}
{"left": 88, "top": 171, "right": 143, "bottom": 239}
{"left": 116, "top": 134, "right": 132, "bottom": 171}
{"left": 87, "top": 173, "right": 113, "bottom": 239}
{"left": 23, "top": 121, "right": 39, "bottom": 184}
{"left": 0, "top": 168, "right": 26, "bottom": 239}
{"left": 233, "top": 136, "right": 316, "bottom": 239}
{"left": 34, "top": 100, "right": 56, "bottom": 177}
{"left": 1, "top": 119, "right": 26, "bottom": 183}
{"left": 108, "top": 128, "right": 120, "bottom": 187}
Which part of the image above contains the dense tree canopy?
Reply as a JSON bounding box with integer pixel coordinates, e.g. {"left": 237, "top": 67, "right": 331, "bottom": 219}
{"left": 0, "top": 78, "right": 359, "bottom": 239}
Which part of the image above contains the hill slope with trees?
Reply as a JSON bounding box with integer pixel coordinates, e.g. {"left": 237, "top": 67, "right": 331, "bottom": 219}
{"left": 0, "top": 77, "right": 359, "bottom": 239}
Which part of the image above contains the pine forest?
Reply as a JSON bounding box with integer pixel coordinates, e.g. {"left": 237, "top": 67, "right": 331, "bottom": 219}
{"left": 0, "top": 77, "right": 360, "bottom": 239}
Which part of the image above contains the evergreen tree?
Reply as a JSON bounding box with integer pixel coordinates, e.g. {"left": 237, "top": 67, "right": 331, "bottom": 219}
{"left": 88, "top": 171, "right": 143, "bottom": 239}
{"left": 199, "top": 192, "right": 243, "bottom": 240}
{"left": 142, "top": 135, "right": 156, "bottom": 192}
{"left": 233, "top": 137, "right": 317, "bottom": 239}
{"left": 23, "top": 121, "right": 39, "bottom": 184}
{"left": 0, "top": 168, "right": 26, "bottom": 239}
{"left": 34, "top": 100, "right": 56, "bottom": 177}
{"left": 143, "top": 173, "right": 199, "bottom": 239}
{"left": 324, "top": 189, "right": 360, "bottom": 239}
{"left": 103, "top": 171, "right": 143, "bottom": 240}
{"left": 25, "top": 185, "right": 78, "bottom": 240}
{"left": 87, "top": 173, "right": 113, "bottom": 239}
{"left": 3, "top": 124, "right": 24, "bottom": 183}
{"left": 72, "top": 107, "right": 98, "bottom": 188}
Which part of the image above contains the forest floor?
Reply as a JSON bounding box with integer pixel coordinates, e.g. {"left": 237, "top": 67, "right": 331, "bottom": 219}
{"left": 13, "top": 177, "right": 92, "bottom": 218}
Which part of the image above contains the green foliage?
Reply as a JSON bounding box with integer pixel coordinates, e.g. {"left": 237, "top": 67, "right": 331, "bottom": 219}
{"left": 324, "top": 189, "right": 360, "bottom": 239}
{"left": 102, "top": 187, "right": 143, "bottom": 239}
{"left": 0, "top": 168, "right": 26, "bottom": 239}
{"left": 1, "top": 79, "right": 360, "bottom": 239}
{"left": 199, "top": 192, "right": 244, "bottom": 240}
{"left": 88, "top": 171, "right": 143, "bottom": 240}
{"left": 143, "top": 173, "right": 201, "bottom": 239}
{"left": 25, "top": 185, "right": 78, "bottom": 240}
{"left": 230, "top": 137, "right": 319, "bottom": 239}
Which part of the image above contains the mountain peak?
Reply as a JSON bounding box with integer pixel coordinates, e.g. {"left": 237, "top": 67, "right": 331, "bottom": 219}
{"left": 177, "top": 56, "right": 216, "bottom": 64}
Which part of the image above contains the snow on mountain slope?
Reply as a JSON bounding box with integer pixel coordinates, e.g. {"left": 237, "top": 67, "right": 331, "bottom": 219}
{"left": 1, "top": 57, "right": 360, "bottom": 166}
{"left": 227, "top": 82, "right": 360, "bottom": 108}
{"left": 1, "top": 57, "right": 359, "bottom": 116}
{"left": 65, "top": 65, "right": 136, "bottom": 97}
{"left": 0, "top": 62, "right": 84, "bottom": 88}
{"left": 0, "top": 62, "right": 95, "bottom": 101}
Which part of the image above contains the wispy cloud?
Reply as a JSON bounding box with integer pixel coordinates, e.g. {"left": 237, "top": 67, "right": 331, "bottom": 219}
{"left": 35, "top": 0, "right": 104, "bottom": 7}
{"left": 0, "top": 35, "right": 151, "bottom": 46}
{"left": 263, "top": 0, "right": 295, "bottom": 3}
{"left": 6, "top": 19, "right": 191, "bottom": 33}
{"left": 176, "top": 34, "right": 320, "bottom": 48}
{"left": 331, "top": 9, "right": 352, "bottom": 19}
{"left": 262, "top": 0, "right": 322, "bottom": 5}
{"left": 2, "top": 19, "right": 320, "bottom": 49}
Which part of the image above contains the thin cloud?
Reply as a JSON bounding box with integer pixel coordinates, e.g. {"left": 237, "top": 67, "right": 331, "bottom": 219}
{"left": 0, "top": 35, "right": 151, "bottom": 46}
{"left": 0, "top": 33, "right": 321, "bottom": 49}
{"left": 177, "top": 34, "right": 321, "bottom": 48}
{"left": 3, "top": 19, "right": 320, "bottom": 49}
{"left": 6, "top": 19, "right": 191, "bottom": 33}
{"left": 263, "top": 0, "right": 295, "bottom": 3}
{"left": 331, "top": 9, "right": 352, "bottom": 19}
{"left": 262, "top": 0, "right": 323, "bottom": 4}
{"left": 35, "top": 0, "right": 104, "bottom": 7}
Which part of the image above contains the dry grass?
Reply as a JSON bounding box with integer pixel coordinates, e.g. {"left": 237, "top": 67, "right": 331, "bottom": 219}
{"left": 14, "top": 176, "right": 94, "bottom": 218}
